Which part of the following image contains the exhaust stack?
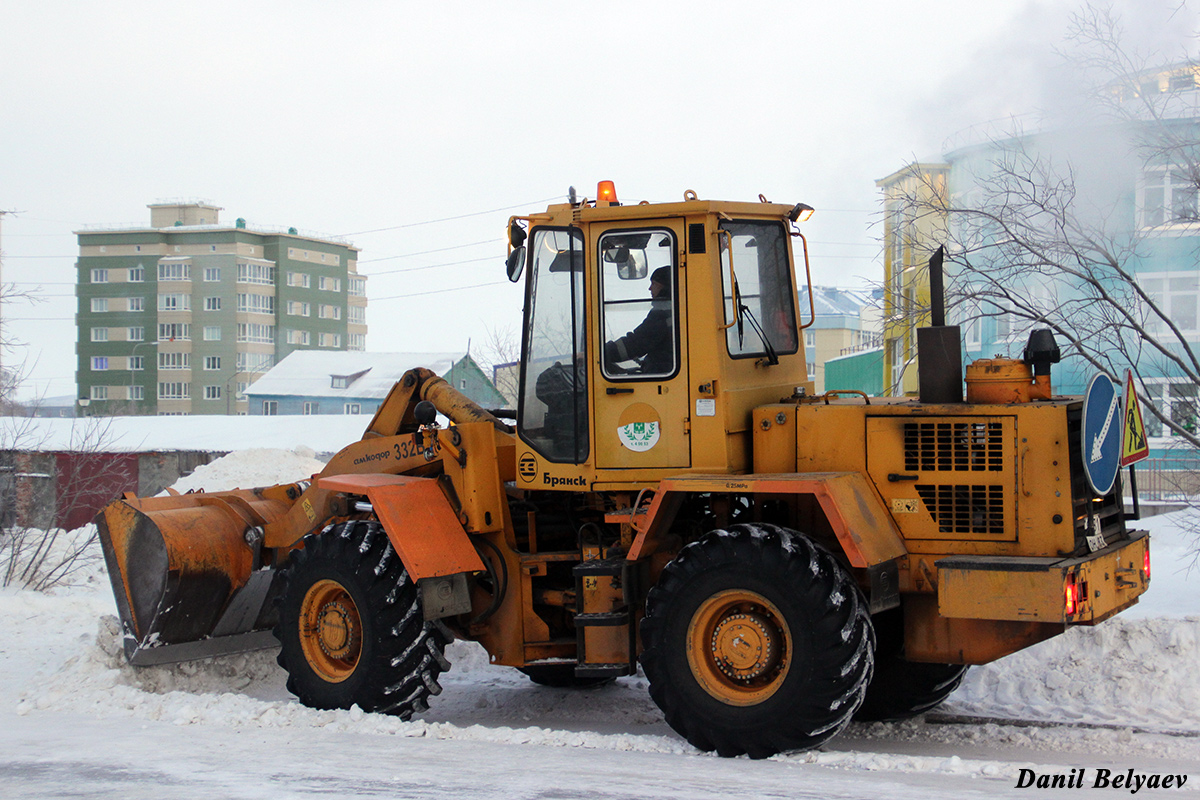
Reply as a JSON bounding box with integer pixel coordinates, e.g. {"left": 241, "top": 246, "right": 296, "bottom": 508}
{"left": 917, "top": 246, "right": 963, "bottom": 403}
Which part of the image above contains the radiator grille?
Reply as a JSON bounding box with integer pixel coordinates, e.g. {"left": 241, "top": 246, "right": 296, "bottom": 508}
{"left": 904, "top": 421, "right": 1004, "bottom": 472}
{"left": 915, "top": 484, "right": 1006, "bottom": 535}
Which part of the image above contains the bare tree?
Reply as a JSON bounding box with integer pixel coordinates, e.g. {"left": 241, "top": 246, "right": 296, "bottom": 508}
{"left": 474, "top": 323, "right": 522, "bottom": 407}
{"left": 889, "top": 3, "right": 1200, "bottom": 448}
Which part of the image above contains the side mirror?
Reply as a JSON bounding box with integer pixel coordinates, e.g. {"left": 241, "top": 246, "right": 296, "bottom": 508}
{"left": 508, "top": 220, "right": 527, "bottom": 249}
{"left": 506, "top": 246, "right": 526, "bottom": 282}
{"left": 618, "top": 251, "right": 647, "bottom": 280}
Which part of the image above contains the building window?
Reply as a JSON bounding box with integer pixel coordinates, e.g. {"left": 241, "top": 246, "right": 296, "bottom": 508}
{"left": 889, "top": 337, "right": 905, "bottom": 392}
{"left": 237, "top": 262, "right": 276, "bottom": 285}
{"left": 348, "top": 306, "right": 366, "bottom": 325}
{"left": 287, "top": 301, "right": 310, "bottom": 316}
{"left": 159, "top": 352, "right": 190, "bottom": 370}
{"left": 204, "top": 296, "right": 221, "bottom": 311}
{"left": 158, "top": 323, "right": 191, "bottom": 341}
{"left": 91, "top": 298, "right": 108, "bottom": 313}
{"left": 204, "top": 385, "right": 221, "bottom": 400}
{"left": 129, "top": 385, "right": 144, "bottom": 401}
{"left": 129, "top": 355, "right": 144, "bottom": 371}
{"left": 318, "top": 304, "right": 341, "bottom": 320}
{"left": 203, "top": 326, "right": 221, "bottom": 341}
{"left": 348, "top": 333, "right": 366, "bottom": 351}
{"left": 158, "top": 293, "right": 191, "bottom": 312}
{"left": 1141, "top": 379, "right": 1198, "bottom": 440}
{"left": 158, "top": 382, "right": 190, "bottom": 400}
{"left": 128, "top": 266, "right": 144, "bottom": 282}
{"left": 90, "top": 386, "right": 108, "bottom": 401}
{"left": 1141, "top": 272, "right": 1200, "bottom": 334}
{"left": 91, "top": 269, "right": 108, "bottom": 283}
{"left": 204, "top": 356, "right": 221, "bottom": 371}
{"left": 319, "top": 332, "right": 341, "bottom": 347}
{"left": 1141, "top": 168, "right": 1199, "bottom": 227}
{"left": 287, "top": 329, "right": 310, "bottom": 345}
{"left": 237, "top": 322, "right": 275, "bottom": 343}
{"left": 303, "top": 401, "right": 319, "bottom": 415}
{"left": 319, "top": 276, "right": 341, "bottom": 292}
{"left": 91, "top": 356, "right": 109, "bottom": 371}
{"left": 128, "top": 326, "right": 144, "bottom": 342}
{"left": 287, "top": 271, "right": 310, "bottom": 288}
{"left": 349, "top": 277, "right": 366, "bottom": 297}
{"left": 262, "top": 400, "right": 278, "bottom": 415}
{"left": 158, "top": 262, "right": 190, "bottom": 281}
{"left": 204, "top": 267, "right": 221, "bottom": 282}
{"left": 1170, "top": 72, "right": 1197, "bottom": 92}
{"left": 90, "top": 327, "right": 108, "bottom": 342}
{"left": 344, "top": 403, "right": 361, "bottom": 414}
{"left": 237, "top": 293, "right": 275, "bottom": 315}
{"left": 128, "top": 297, "right": 144, "bottom": 312}
{"left": 331, "top": 375, "right": 349, "bottom": 389}
{"left": 236, "top": 382, "right": 248, "bottom": 400}
{"left": 236, "top": 352, "right": 275, "bottom": 372}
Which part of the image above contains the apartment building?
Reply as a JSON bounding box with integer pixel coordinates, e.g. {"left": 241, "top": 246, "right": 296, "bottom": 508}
{"left": 76, "top": 201, "right": 367, "bottom": 414}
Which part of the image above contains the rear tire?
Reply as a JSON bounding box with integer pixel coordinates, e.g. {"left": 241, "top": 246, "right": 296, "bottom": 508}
{"left": 854, "top": 609, "right": 967, "bottom": 722}
{"left": 519, "top": 664, "right": 614, "bottom": 688}
{"left": 640, "top": 523, "right": 874, "bottom": 758}
{"left": 274, "top": 520, "right": 450, "bottom": 719}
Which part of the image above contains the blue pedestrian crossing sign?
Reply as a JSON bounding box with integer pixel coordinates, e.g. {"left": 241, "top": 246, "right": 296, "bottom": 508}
{"left": 1082, "top": 373, "right": 1121, "bottom": 496}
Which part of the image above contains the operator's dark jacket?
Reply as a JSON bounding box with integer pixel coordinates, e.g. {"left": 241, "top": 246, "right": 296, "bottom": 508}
{"left": 605, "top": 304, "right": 672, "bottom": 375}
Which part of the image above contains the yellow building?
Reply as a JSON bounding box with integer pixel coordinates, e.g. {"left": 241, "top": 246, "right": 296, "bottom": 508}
{"left": 875, "top": 163, "right": 949, "bottom": 395}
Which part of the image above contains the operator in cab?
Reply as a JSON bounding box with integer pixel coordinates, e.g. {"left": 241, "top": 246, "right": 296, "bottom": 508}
{"left": 604, "top": 265, "right": 674, "bottom": 375}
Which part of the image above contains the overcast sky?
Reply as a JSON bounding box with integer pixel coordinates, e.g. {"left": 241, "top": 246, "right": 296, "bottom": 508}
{"left": 1, "top": 0, "right": 1192, "bottom": 401}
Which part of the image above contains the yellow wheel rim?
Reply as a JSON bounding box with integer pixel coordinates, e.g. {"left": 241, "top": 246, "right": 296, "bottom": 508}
{"left": 686, "top": 589, "right": 791, "bottom": 706}
{"left": 299, "top": 578, "right": 363, "bottom": 683}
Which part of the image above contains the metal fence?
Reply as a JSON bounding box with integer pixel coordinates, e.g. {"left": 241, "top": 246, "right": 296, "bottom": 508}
{"left": 1130, "top": 458, "right": 1200, "bottom": 501}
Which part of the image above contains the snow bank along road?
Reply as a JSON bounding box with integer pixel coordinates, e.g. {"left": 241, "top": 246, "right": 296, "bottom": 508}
{"left": 1, "top": 450, "right": 1198, "bottom": 798}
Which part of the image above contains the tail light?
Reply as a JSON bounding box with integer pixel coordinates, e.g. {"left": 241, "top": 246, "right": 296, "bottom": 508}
{"left": 1065, "top": 575, "right": 1078, "bottom": 616}
{"left": 1144, "top": 547, "right": 1151, "bottom": 580}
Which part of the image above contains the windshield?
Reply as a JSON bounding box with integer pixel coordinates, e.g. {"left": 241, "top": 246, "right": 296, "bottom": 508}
{"left": 719, "top": 220, "right": 799, "bottom": 359}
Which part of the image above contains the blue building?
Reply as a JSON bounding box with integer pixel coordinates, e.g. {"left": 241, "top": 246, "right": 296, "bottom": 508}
{"left": 880, "top": 63, "right": 1200, "bottom": 457}
{"left": 244, "top": 350, "right": 506, "bottom": 416}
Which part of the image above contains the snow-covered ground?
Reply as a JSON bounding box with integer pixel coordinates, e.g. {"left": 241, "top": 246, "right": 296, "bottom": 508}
{"left": 1, "top": 449, "right": 1197, "bottom": 798}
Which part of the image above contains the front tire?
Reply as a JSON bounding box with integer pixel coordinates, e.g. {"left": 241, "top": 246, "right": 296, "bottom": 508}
{"left": 640, "top": 523, "right": 874, "bottom": 758}
{"left": 274, "top": 520, "right": 450, "bottom": 719}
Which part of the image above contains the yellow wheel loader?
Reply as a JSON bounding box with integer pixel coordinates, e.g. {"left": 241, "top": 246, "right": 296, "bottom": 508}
{"left": 97, "top": 184, "right": 1150, "bottom": 758}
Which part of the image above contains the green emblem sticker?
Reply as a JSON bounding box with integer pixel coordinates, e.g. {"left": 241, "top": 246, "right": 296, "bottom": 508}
{"left": 617, "top": 421, "right": 660, "bottom": 452}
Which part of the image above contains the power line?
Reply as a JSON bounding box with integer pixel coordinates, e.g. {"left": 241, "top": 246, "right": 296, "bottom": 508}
{"left": 339, "top": 196, "right": 560, "bottom": 236}
{"left": 366, "top": 255, "right": 496, "bottom": 277}
{"left": 373, "top": 280, "right": 511, "bottom": 301}
{"left": 359, "top": 239, "right": 496, "bottom": 264}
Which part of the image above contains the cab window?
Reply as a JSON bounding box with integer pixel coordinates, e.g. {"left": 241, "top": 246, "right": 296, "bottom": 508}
{"left": 600, "top": 229, "right": 678, "bottom": 380}
{"left": 719, "top": 220, "right": 799, "bottom": 359}
{"left": 518, "top": 227, "right": 588, "bottom": 463}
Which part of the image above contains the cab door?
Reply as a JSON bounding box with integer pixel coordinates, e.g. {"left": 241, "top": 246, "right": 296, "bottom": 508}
{"left": 594, "top": 223, "right": 690, "bottom": 470}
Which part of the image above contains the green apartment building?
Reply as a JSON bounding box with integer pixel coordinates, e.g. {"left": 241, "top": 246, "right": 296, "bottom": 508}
{"left": 75, "top": 202, "right": 367, "bottom": 415}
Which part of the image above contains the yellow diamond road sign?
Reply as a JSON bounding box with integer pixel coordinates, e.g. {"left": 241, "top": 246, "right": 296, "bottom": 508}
{"left": 1120, "top": 370, "right": 1149, "bottom": 467}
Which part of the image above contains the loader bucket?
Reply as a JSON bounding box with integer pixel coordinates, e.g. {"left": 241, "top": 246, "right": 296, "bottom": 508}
{"left": 96, "top": 489, "right": 294, "bottom": 665}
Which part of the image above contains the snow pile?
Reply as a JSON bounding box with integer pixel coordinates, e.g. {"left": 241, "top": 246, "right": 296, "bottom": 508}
{"left": 5, "top": 446, "right": 1200, "bottom": 784}
{"left": 166, "top": 447, "right": 326, "bottom": 494}
{"left": 944, "top": 616, "right": 1200, "bottom": 732}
